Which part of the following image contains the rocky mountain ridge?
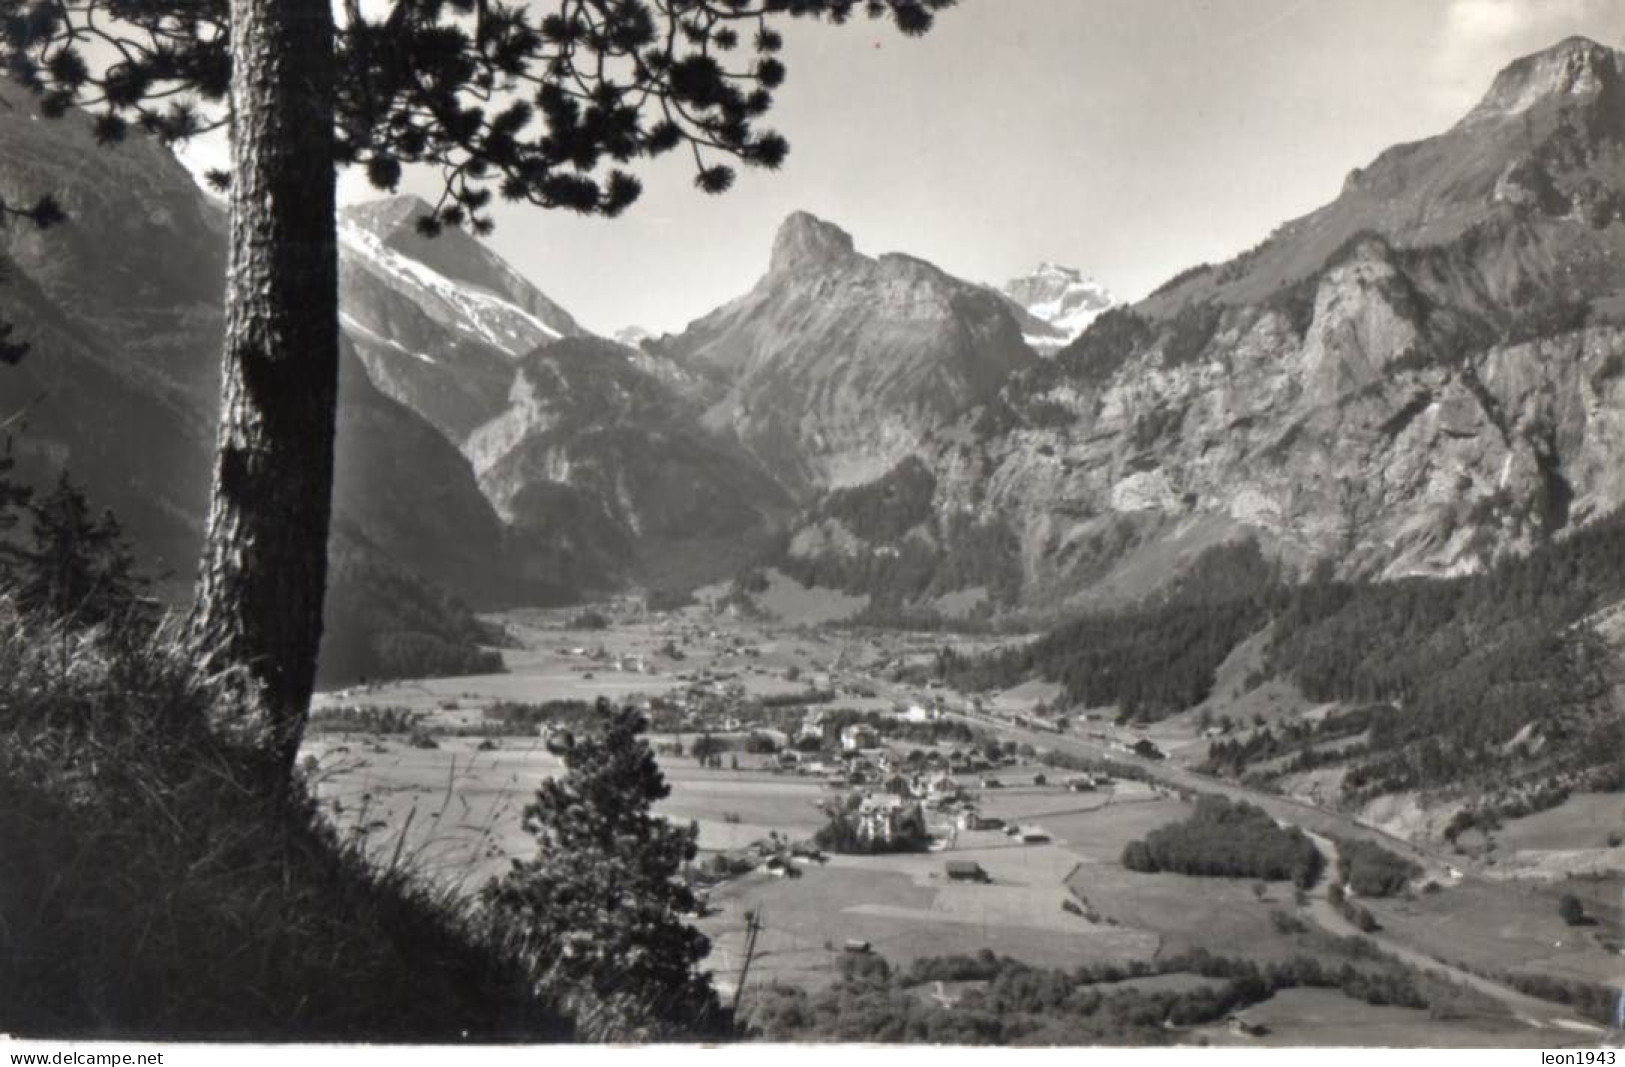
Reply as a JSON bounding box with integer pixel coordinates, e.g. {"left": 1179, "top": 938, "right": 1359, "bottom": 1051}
{"left": 774, "top": 35, "right": 1625, "bottom": 618}
{"left": 9, "top": 34, "right": 1625, "bottom": 640}
{"left": 652, "top": 211, "right": 1039, "bottom": 494}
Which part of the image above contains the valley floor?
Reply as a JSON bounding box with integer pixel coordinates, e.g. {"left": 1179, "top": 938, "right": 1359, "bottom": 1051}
{"left": 301, "top": 601, "right": 1625, "bottom": 1046}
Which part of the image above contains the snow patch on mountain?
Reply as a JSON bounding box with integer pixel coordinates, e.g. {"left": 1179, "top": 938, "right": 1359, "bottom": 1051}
{"left": 339, "top": 218, "right": 563, "bottom": 356}
{"left": 614, "top": 326, "right": 654, "bottom": 349}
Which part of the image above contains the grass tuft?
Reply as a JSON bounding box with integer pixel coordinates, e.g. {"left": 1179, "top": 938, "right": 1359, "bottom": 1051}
{"left": 0, "top": 597, "right": 573, "bottom": 1041}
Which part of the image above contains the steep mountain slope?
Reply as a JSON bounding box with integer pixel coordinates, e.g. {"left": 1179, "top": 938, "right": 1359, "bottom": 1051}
{"left": 338, "top": 195, "right": 589, "bottom": 442}
{"left": 339, "top": 194, "right": 784, "bottom": 592}
{"left": 780, "top": 36, "right": 1625, "bottom": 617}
{"left": 1001, "top": 263, "right": 1115, "bottom": 351}
{"left": 467, "top": 336, "right": 792, "bottom": 590}
{"left": 0, "top": 89, "right": 509, "bottom": 681}
{"left": 654, "top": 212, "right": 1039, "bottom": 493}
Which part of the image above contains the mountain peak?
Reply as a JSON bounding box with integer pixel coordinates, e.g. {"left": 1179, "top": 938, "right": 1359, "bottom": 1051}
{"left": 769, "top": 211, "right": 857, "bottom": 273}
{"left": 1032, "top": 262, "right": 1082, "bottom": 283}
{"left": 340, "top": 194, "right": 437, "bottom": 238}
{"left": 1463, "top": 35, "right": 1624, "bottom": 125}
{"left": 1001, "top": 262, "right": 1114, "bottom": 345}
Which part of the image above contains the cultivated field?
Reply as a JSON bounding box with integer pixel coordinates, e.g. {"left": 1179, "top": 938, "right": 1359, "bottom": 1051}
{"left": 299, "top": 600, "right": 1625, "bottom": 1044}
{"left": 1191, "top": 986, "right": 1563, "bottom": 1048}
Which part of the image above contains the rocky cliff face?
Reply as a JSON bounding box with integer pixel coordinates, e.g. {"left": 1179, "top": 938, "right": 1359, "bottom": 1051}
{"left": 779, "top": 36, "right": 1625, "bottom": 615}
{"left": 466, "top": 336, "right": 791, "bottom": 590}
{"left": 654, "top": 212, "right": 1039, "bottom": 494}
{"left": 12, "top": 35, "right": 1621, "bottom": 633}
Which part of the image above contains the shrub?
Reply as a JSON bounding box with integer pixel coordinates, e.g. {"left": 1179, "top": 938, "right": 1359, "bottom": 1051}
{"left": 1335, "top": 839, "right": 1421, "bottom": 897}
{"left": 744, "top": 731, "right": 780, "bottom": 754}
{"left": 1270, "top": 909, "right": 1307, "bottom": 935}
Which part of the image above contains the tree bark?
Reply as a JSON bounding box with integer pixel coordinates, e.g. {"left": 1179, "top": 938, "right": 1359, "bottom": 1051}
{"left": 190, "top": 0, "right": 337, "bottom": 769}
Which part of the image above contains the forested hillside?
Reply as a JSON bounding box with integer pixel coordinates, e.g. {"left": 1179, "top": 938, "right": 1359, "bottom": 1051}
{"left": 952, "top": 512, "right": 1625, "bottom": 795}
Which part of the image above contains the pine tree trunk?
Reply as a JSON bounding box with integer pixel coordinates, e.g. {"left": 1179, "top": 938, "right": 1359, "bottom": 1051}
{"left": 190, "top": 0, "right": 337, "bottom": 769}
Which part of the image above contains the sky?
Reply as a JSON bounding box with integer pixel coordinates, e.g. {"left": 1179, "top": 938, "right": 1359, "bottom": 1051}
{"left": 188, "top": 0, "right": 1625, "bottom": 337}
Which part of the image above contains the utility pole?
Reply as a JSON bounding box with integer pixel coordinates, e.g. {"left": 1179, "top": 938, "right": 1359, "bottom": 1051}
{"left": 731, "top": 907, "right": 764, "bottom": 1018}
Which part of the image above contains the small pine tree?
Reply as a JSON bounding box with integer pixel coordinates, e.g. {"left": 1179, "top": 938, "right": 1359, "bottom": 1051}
{"left": 0, "top": 440, "right": 30, "bottom": 565}
{"left": 485, "top": 699, "right": 718, "bottom": 1037}
{"left": 12, "top": 471, "right": 147, "bottom": 628}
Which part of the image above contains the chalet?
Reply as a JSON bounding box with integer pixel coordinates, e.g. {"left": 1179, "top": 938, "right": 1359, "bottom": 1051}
{"left": 944, "top": 860, "right": 989, "bottom": 883}
{"left": 856, "top": 797, "right": 925, "bottom": 846}
{"left": 840, "top": 724, "right": 880, "bottom": 752}
{"left": 1226, "top": 1013, "right": 1267, "bottom": 1038}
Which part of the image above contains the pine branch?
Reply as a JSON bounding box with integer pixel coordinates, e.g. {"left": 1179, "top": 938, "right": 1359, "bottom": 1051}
{"left": 2, "top": 0, "right": 954, "bottom": 231}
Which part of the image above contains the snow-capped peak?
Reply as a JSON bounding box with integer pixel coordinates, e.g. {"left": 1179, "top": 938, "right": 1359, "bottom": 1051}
{"left": 1002, "top": 263, "right": 1115, "bottom": 347}
{"left": 614, "top": 325, "right": 655, "bottom": 350}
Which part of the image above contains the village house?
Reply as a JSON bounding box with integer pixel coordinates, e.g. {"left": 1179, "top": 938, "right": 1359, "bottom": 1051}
{"left": 956, "top": 810, "right": 1003, "bottom": 832}
{"left": 944, "top": 860, "right": 989, "bottom": 883}
{"left": 840, "top": 723, "right": 881, "bottom": 752}
{"left": 897, "top": 703, "right": 939, "bottom": 724}
{"left": 856, "top": 796, "right": 926, "bottom": 846}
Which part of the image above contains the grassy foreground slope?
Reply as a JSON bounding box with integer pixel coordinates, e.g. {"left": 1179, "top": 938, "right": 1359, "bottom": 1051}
{"left": 0, "top": 603, "right": 569, "bottom": 1041}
